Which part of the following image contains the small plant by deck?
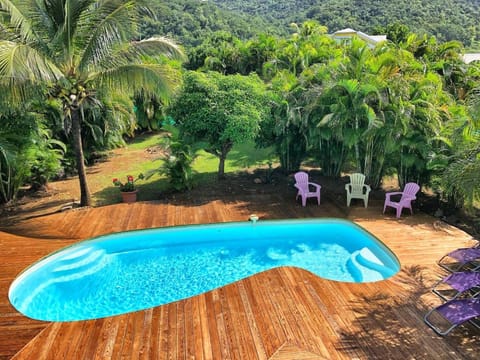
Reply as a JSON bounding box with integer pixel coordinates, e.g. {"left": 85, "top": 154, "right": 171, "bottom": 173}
{"left": 112, "top": 174, "right": 144, "bottom": 192}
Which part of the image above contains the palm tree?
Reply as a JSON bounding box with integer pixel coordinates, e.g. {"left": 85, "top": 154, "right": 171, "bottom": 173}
{"left": 0, "top": 0, "right": 184, "bottom": 206}
{"left": 319, "top": 78, "right": 383, "bottom": 178}
{"left": 439, "top": 91, "right": 480, "bottom": 211}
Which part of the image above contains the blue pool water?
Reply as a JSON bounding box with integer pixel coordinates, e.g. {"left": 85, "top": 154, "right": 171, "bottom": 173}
{"left": 9, "top": 218, "right": 400, "bottom": 322}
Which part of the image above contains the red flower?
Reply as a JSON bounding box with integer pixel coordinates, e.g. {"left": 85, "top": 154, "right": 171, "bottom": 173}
{"left": 112, "top": 174, "right": 144, "bottom": 192}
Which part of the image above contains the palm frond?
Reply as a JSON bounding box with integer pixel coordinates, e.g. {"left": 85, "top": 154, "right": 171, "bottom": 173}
{"left": 0, "top": 40, "right": 62, "bottom": 81}
{"left": 130, "top": 37, "right": 185, "bottom": 61}
{"left": 77, "top": 0, "right": 139, "bottom": 70}
{"left": 92, "top": 63, "right": 181, "bottom": 101}
{"left": 59, "top": 0, "right": 95, "bottom": 59}
{"left": 0, "top": 0, "right": 35, "bottom": 42}
{"left": 96, "top": 36, "right": 185, "bottom": 71}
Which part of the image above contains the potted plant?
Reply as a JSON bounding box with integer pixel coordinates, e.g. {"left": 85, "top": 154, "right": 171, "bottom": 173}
{"left": 112, "top": 174, "right": 144, "bottom": 203}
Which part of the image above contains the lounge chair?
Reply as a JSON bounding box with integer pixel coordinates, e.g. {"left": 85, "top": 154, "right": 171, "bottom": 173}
{"left": 424, "top": 297, "right": 480, "bottom": 336}
{"left": 438, "top": 248, "right": 480, "bottom": 272}
{"left": 345, "top": 173, "right": 371, "bottom": 207}
{"left": 383, "top": 182, "right": 420, "bottom": 218}
{"left": 294, "top": 171, "right": 321, "bottom": 207}
{"left": 432, "top": 271, "right": 480, "bottom": 301}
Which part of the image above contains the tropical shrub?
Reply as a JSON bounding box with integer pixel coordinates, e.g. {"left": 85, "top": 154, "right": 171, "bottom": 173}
{"left": 159, "top": 140, "right": 196, "bottom": 191}
{"left": 0, "top": 111, "right": 64, "bottom": 203}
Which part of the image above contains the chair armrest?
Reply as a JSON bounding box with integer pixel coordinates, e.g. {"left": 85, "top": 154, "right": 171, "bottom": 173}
{"left": 385, "top": 191, "right": 402, "bottom": 200}
{"left": 364, "top": 184, "right": 371, "bottom": 193}
{"left": 308, "top": 182, "right": 321, "bottom": 191}
{"left": 345, "top": 184, "right": 351, "bottom": 191}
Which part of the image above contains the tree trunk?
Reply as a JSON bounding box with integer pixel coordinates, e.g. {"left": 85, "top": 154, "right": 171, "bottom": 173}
{"left": 218, "top": 155, "right": 226, "bottom": 179}
{"left": 71, "top": 108, "right": 92, "bottom": 207}
{"left": 217, "top": 142, "right": 233, "bottom": 179}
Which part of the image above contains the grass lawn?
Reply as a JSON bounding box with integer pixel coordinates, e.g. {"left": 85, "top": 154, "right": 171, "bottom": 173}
{"left": 92, "top": 131, "right": 276, "bottom": 206}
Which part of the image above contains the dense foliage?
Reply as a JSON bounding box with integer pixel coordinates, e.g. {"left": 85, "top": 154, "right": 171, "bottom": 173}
{"left": 0, "top": 0, "right": 184, "bottom": 206}
{"left": 212, "top": 0, "right": 480, "bottom": 48}
{"left": 0, "top": 110, "right": 64, "bottom": 203}
{"left": 0, "top": 1, "right": 478, "bottom": 214}
{"left": 176, "top": 20, "right": 479, "bottom": 211}
{"left": 141, "top": 0, "right": 280, "bottom": 47}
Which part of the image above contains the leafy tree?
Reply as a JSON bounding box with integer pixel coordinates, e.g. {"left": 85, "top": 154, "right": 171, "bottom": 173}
{"left": 186, "top": 31, "right": 246, "bottom": 74}
{"left": 169, "top": 71, "right": 274, "bottom": 178}
{"left": 373, "top": 22, "right": 411, "bottom": 45}
{"left": 0, "top": 0, "right": 184, "bottom": 206}
{"left": 243, "top": 33, "right": 280, "bottom": 77}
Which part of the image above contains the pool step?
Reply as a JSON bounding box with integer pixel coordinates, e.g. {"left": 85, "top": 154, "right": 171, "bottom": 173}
{"left": 12, "top": 249, "right": 109, "bottom": 314}
{"left": 347, "top": 247, "right": 388, "bottom": 282}
{"left": 53, "top": 248, "right": 106, "bottom": 275}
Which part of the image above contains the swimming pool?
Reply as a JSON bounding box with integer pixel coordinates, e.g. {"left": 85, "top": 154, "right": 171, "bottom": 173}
{"left": 9, "top": 218, "right": 400, "bottom": 322}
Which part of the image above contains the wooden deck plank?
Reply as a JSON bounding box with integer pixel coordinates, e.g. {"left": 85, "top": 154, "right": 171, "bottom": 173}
{"left": 186, "top": 301, "right": 200, "bottom": 360}
{"left": 196, "top": 295, "right": 211, "bottom": 359}
{"left": 244, "top": 273, "right": 286, "bottom": 357}
{"left": 1, "top": 195, "right": 479, "bottom": 359}
{"left": 224, "top": 282, "right": 260, "bottom": 359}
{"left": 203, "top": 291, "right": 223, "bottom": 359}
{"left": 236, "top": 282, "right": 268, "bottom": 360}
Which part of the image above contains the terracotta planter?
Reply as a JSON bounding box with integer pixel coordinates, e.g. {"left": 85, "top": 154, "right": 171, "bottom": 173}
{"left": 121, "top": 190, "right": 138, "bottom": 203}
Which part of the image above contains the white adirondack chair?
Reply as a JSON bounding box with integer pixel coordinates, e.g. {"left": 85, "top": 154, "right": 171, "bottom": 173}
{"left": 345, "top": 173, "right": 371, "bottom": 207}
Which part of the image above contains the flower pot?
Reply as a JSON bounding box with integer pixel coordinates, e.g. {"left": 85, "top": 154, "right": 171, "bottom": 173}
{"left": 121, "top": 190, "right": 138, "bottom": 203}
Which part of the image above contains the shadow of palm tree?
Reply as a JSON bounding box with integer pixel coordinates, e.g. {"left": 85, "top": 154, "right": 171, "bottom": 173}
{"left": 337, "top": 265, "right": 480, "bottom": 359}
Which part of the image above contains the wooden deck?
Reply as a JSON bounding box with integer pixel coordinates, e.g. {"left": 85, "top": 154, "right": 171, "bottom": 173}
{"left": 1, "top": 193, "right": 479, "bottom": 359}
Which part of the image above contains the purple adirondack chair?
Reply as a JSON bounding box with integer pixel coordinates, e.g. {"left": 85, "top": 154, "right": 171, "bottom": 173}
{"left": 383, "top": 182, "right": 420, "bottom": 218}
{"left": 432, "top": 271, "right": 480, "bottom": 301}
{"left": 424, "top": 297, "right": 480, "bottom": 336}
{"left": 438, "top": 247, "right": 480, "bottom": 272}
{"left": 294, "top": 171, "right": 321, "bottom": 207}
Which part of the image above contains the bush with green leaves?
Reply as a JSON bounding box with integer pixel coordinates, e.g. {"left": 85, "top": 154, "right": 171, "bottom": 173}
{"left": 0, "top": 111, "right": 65, "bottom": 203}
{"left": 161, "top": 141, "right": 196, "bottom": 191}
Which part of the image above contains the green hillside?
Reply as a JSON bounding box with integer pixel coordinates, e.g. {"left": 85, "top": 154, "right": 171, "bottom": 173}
{"left": 212, "top": 0, "right": 480, "bottom": 47}
{"left": 141, "top": 0, "right": 281, "bottom": 47}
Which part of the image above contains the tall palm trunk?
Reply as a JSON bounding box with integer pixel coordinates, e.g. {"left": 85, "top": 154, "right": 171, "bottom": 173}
{"left": 71, "top": 108, "right": 91, "bottom": 206}
{"left": 354, "top": 115, "right": 361, "bottom": 172}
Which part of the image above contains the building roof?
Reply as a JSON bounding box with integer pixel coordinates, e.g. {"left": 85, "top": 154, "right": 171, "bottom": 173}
{"left": 331, "top": 28, "right": 387, "bottom": 47}
{"left": 463, "top": 53, "right": 480, "bottom": 64}
{"left": 333, "top": 28, "right": 357, "bottom": 35}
